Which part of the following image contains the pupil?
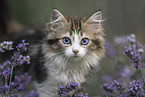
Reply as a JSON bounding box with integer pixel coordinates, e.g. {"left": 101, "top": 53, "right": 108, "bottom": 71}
{"left": 65, "top": 39, "right": 68, "bottom": 42}
{"left": 83, "top": 39, "right": 86, "bottom": 43}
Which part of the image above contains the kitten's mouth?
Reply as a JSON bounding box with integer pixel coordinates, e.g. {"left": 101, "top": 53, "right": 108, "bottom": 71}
{"left": 70, "top": 55, "right": 82, "bottom": 60}
{"left": 74, "top": 55, "right": 79, "bottom": 58}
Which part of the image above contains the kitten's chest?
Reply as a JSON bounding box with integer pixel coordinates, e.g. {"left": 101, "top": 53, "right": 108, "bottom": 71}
{"left": 55, "top": 69, "right": 86, "bottom": 84}
{"left": 48, "top": 61, "right": 89, "bottom": 84}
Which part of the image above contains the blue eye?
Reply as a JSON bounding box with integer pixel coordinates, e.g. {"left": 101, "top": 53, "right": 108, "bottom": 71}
{"left": 81, "top": 38, "right": 89, "bottom": 45}
{"left": 62, "top": 37, "right": 71, "bottom": 44}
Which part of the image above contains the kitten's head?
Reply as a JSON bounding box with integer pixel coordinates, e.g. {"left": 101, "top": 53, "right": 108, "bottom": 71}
{"left": 45, "top": 9, "right": 105, "bottom": 62}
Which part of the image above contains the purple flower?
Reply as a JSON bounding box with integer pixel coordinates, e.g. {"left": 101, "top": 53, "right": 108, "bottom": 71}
{"left": 102, "top": 83, "right": 113, "bottom": 96}
{"left": 0, "top": 61, "right": 11, "bottom": 78}
{"left": 112, "top": 80, "right": 125, "bottom": 94}
{"left": 0, "top": 48, "right": 5, "bottom": 53}
{"left": 123, "top": 47, "right": 144, "bottom": 69}
{"left": 123, "top": 34, "right": 144, "bottom": 69}
{"left": 11, "top": 52, "right": 23, "bottom": 66}
{"left": 7, "top": 72, "right": 32, "bottom": 93}
{"left": 16, "top": 40, "right": 29, "bottom": 52}
{"left": 137, "top": 48, "right": 144, "bottom": 54}
{"left": 57, "top": 86, "right": 67, "bottom": 96}
{"left": 0, "top": 73, "right": 32, "bottom": 96}
{"left": 0, "top": 40, "right": 32, "bottom": 96}
{"left": 127, "top": 80, "right": 144, "bottom": 96}
{"left": 13, "top": 72, "right": 32, "bottom": 90}
{"left": 127, "top": 34, "right": 136, "bottom": 44}
{"left": 23, "top": 56, "right": 31, "bottom": 64}
{"left": 0, "top": 41, "right": 14, "bottom": 52}
{"left": 2, "top": 67, "right": 11, "bottom": 77}
{"left": 57, "top": 82, "right": 80, "bottom": 96}
{"left": 10, "top": 40, "right": 30, "bottom": 66}
{"left": 102, "top": 80, "right": 125, "bottom": 96}
{"left": 11, "top": 52, "right": 30, "bottom": 66}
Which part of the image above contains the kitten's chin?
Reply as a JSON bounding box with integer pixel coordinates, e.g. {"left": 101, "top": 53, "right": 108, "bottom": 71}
{"left": 69, "top": 55, "right": 83, "bottom": 61}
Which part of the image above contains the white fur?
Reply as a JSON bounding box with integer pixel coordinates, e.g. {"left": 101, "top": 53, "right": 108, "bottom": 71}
{"left": 36, "top": 32, "right": 101, "bottom": 97}
{"left": 65, "top": 31, "right": 86, "bottom": 57}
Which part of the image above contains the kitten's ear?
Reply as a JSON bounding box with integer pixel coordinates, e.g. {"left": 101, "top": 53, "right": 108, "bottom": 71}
{"left": 49, "top": 9, "right": 67, "bottom": 29}
{"left": 86, "top": 11, "right": 103, "bottom": 25}
{"left": 85, "top": 11, "right": 104, "bottom": 35}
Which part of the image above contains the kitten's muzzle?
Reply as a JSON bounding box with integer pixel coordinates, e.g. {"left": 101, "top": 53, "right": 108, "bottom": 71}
{"left": 73, "top": 49, "right": 79, "bottom": 55}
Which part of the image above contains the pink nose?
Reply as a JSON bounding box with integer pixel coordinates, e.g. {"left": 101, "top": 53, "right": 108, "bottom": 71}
{"left": 73, "top": 50, "right": 79, "bottom": 55}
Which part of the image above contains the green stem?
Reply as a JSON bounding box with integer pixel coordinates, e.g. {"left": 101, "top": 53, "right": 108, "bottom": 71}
{"left": 4, "top": 76, "right": 8, "bottom": 97}
{"left": 8, "top": 66, "right": 14, "bottom": 96}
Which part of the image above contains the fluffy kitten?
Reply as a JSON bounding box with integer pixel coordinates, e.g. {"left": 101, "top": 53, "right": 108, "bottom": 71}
{"left": 30, "top": 9, "right": 105, "bottom": 97}
{"left": 15, "top": 9, "right": 105, "bottom": 97}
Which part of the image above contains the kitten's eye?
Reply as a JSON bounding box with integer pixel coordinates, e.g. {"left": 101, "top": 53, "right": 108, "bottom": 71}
{"left": 81, "top": 38, "right": 89, "bottom": 45}
{"left": 62, "top": 37, "right": 71, "bottom": 44}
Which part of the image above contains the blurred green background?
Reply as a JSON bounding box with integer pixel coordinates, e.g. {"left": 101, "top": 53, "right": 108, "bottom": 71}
{"left": 6, "top": 0, "right": 145, "bottom": 96}
{"left": 7, "top": 0, "right": 145, "bottom": 43}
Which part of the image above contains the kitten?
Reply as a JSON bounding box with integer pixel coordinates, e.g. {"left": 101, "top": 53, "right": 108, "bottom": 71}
{"left": 30, "top": 9, "right": 105, "bottom": 97}
{"left": 6, "top": 9, "right": 105, "bottom": 96}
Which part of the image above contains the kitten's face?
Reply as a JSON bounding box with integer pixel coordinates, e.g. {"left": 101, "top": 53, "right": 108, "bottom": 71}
{"left": 60, "top": 30, "right": 90, "bottom": 58}
{"left": 45, "top": 9, "right": 104, "bottom": 60}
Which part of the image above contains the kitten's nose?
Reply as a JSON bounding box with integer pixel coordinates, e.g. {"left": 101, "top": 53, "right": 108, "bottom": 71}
{"left": 73, "top": 49, "right": 79, "bottom": 55}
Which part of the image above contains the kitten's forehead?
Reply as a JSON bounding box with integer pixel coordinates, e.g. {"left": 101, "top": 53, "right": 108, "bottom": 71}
{"left": 69, "top": 17, "right": 84, "bottom": 36}
{"left": 68, "top": 17, "right": 99, "bottom": 39}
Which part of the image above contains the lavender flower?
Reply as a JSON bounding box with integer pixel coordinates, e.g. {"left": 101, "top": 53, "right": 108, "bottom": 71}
{"left": 123, "top": 34, "right": 145, "bottom": 69}
{"left": 112, "top": 80, "right": 125, "bottom": 94}
{"left": 57, "top": 82, "right": 85, "bottom": 96}
{"left": 127, "top": 34, "right": 136, "bottom": 44}
{"left": 10, "top": 40, "right": 30, "bottom": 66}
{"left": 127, "top": 34, "right": 144, "bottom": 54}
{"left": 57, "top": 86, "right": 67, "bottom": 96}
{"left": 0, "top": 41, "right": 14, "bottom": 52}
{"left": 127, "top": 80, "right": 144, "bottom": 96}
{"left": 16, "top": 40, "right": 29, "bottom": 52}
{"left": 1, "top": 67, "right": 11, "bottom": 78}
{"left": 102, "top": 83, "right": 113, "bottom": 96}
{"left": 0, "top": 60, "right": 11, "bottom": 78}
{"left": 0, "top": 72, "right": 32, "bottom": 96}
{"left": 123, "top": 46, "right": 144, "bottom": 69}
{"left": 102, "top": 80, "right": 125, "bottom": 96}
{"left": 11, "top": 52, "right": 30, "bottom": 66}
{"left": 67, "top": 82, "right": 79, "bottom": 92}
{"left": 0, "top": 40, "right": 31, "bottom": 96}
{"left": 12, "top": 72, "right": 32, "bottom": 91}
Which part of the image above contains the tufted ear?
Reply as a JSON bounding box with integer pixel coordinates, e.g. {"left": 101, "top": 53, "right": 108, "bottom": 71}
{"left": 84, "top": 11, "right": 104, "bottom": 35}
{"left": 49, "top": 9, "right": 67, "bottom": 30}
{"left": 86, "top": 11, "right": 103, "bottom": 25}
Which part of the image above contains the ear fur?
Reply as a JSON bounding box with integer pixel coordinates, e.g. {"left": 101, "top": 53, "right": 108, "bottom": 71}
{"left": 86, "top": 11, "right": 103, "bottom": 25}
{"left": 84, "top": 11, "right": 104, "bottom": 36}
{"left": 50, "top": 9, "right": 67, "bottom": 30}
